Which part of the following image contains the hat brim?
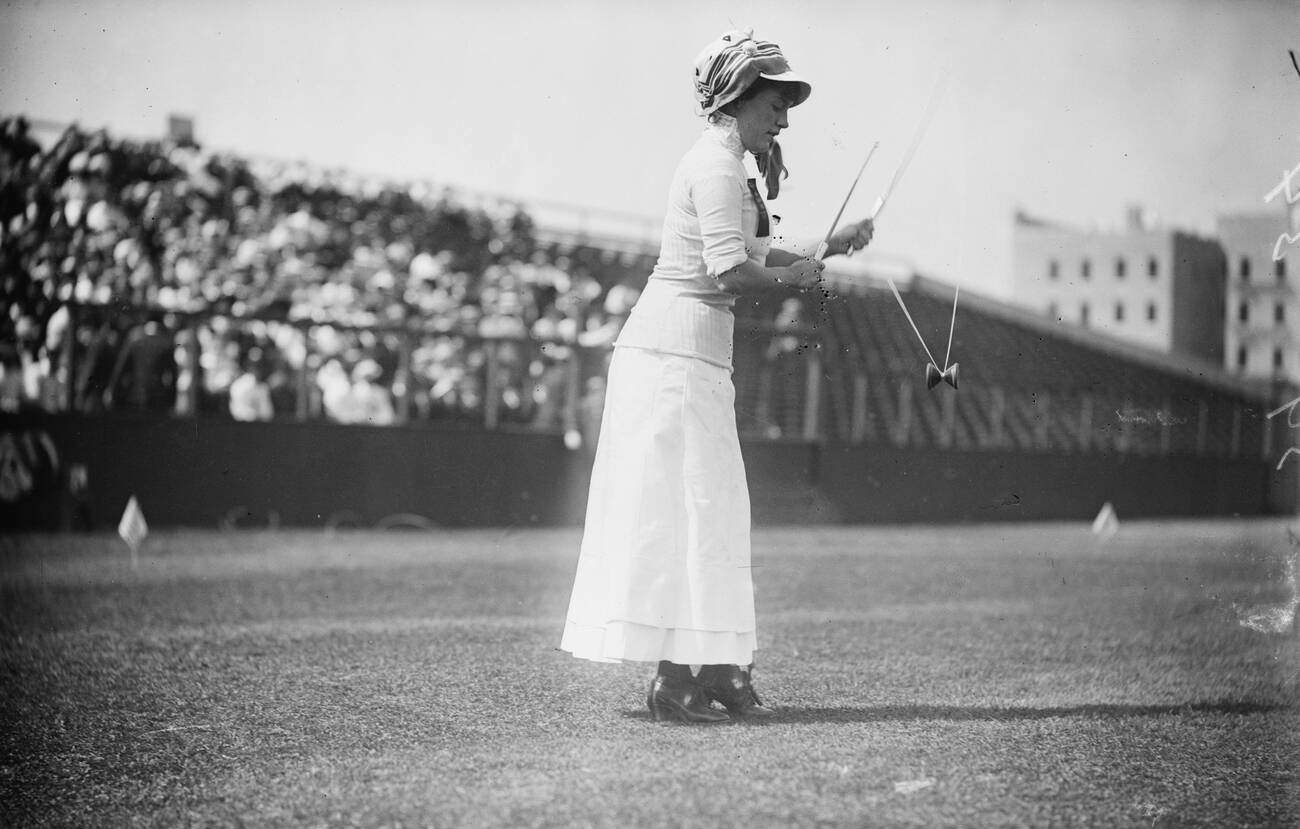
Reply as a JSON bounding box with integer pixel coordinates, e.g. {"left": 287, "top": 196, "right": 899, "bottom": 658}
{"left": 758, "top": 70, "right": 812, "bottom": 107}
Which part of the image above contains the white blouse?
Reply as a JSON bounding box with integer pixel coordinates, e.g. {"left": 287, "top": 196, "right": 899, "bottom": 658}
{"left": 615, "top": 113, "right": 771, "bottom": 370}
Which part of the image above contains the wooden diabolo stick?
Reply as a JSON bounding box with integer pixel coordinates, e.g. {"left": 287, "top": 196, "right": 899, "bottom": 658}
{"left": 813, "top": 142, "right": 878, "bottom": 261}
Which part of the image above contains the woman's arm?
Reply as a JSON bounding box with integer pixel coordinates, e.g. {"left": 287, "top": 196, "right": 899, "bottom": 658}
{"left": 767, "top": 218, "right": 876, "bottom": 265}
{"left": 716, "top": 257, "right": 823, "bottom": 295}
{"left": 765, "top": 247, "right": 807, "bottom": 268}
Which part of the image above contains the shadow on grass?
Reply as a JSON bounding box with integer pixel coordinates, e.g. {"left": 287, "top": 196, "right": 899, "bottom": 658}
{"left": 620, "top": 700, "right": 1293, "bottom": 725}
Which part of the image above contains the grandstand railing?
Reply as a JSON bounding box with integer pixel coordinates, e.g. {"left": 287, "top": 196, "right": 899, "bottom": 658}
{"left": 45, "top": 303, "right": 827, "bottom": 442}
{"left": 50, "top": 303, "right": 579, "bottom": 433}
{"left": 34, "top": 301, "right": 1291, "bottom": 462}
{"left": 820, "top": 364, "right": 1281, "bottom": 459}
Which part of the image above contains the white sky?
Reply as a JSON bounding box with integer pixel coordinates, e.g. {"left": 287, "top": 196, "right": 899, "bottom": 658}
{"left": 2, "top": 0, "right": 1297, "bottom": 297}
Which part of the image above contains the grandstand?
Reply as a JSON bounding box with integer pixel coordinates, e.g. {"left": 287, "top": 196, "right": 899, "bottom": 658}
{"left": 765, "top": 273, "right": 1282, "bottom": 456}
{"left": 1, "top": 114, "right": 1294, "bottom": 529}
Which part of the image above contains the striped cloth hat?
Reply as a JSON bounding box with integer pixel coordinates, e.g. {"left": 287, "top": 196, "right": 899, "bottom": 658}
{"left": 692, "top": 29, "right": 812, "bottom": 117}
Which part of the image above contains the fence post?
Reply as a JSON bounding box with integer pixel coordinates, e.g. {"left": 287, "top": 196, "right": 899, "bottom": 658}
{"left": 395, "top": 331, "right": 412, "bottom": 425}
{"left": 1196, "top": 400, "right": 1209, "bottom": 455}
{"left": 1230, "top": 405, "right": 1242, "bottom": 458}
{"left": 1160, "top": 398, "right": 1173, "bottom": 456}
{"left": 561, "top": 345, "right": 582, "bottom": 440}
{"left": 185, "top": 319, "right": 200, "bottom": 417}
{"left": 1118, "top": 397, "right": 1132, "bottom": 454}
{"left": 802, "top": 345, "right": 822, "bottom": 441}
{"left": 296, "top": 326, "right": 311, "bottom": 421}
{"left": 484, "top": 338, "right": 501, "bottom": 431}
{"left": 1079, "top": 394, "right": 1093, "bottom": 452}
{"left": 851, "top": 370, "right": 868, "bottom": 444}
{"left": 754, "top": 360, "right": 774, "bottom": 436}
{"left": 894, "top": 379, "right": 912, "bottom": 447}
{"left": 940, "top": 385, "right": 956, "bottom": 448}
{"left": 1036, "top": 392, "right": 1050, "bottom": 450}
{"left": 1262, "top": 403, "right": 1274, "bottom": 460}
{"left": 60, "top": 304, "right": 77, "bottom": 412}
{"left": 990, "top": 386, "right": 1005, "bottom": 449}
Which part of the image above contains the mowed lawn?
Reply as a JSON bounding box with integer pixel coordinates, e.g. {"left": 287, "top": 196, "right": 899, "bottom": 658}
{"left": 1, "top": 520, "right": 1298, "bottom": 828}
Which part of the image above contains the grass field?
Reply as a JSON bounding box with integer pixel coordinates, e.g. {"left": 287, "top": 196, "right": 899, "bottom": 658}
{"left": 2, "top": 520, "right": 1298, "bottom": 827}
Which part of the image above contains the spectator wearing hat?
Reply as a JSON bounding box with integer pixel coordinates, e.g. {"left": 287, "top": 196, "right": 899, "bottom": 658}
{"left": 72, "top": 318, "right": 123, "bottom": 414}
{"left": 559, "top": 29, "right": 875, "bottom": 723}
{"left": 104, "top": 311, "right": 176, "bottom": 413}
{"left": 317, "top": 358, "right": 358, "bottom": 423}
{"left": 228, "top": 350, "right": 274, "bottom": 422}
{"left": 350, "top": 358, "right": 395, "bottom": 426}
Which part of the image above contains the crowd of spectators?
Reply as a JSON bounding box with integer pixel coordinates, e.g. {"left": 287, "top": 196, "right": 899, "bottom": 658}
{"left": 0, "top": 115, "right": 651, "bottom": 431}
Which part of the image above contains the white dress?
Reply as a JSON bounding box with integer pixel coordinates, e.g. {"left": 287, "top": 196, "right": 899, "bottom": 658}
{"left": 560, "top": 113, "right": 771, "bottom": 666}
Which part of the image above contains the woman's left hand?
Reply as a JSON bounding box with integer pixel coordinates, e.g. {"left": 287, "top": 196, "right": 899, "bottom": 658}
{"left": 830, "top": 218, "right": 874, "bottom": 256}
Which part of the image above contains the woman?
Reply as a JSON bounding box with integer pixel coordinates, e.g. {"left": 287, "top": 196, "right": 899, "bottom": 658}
{"left": 559, "top": 29, "right": 874, "bottom": 723}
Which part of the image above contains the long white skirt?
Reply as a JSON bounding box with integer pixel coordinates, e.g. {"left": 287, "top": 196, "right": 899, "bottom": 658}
{"left": 559, "top": 346, "right": 756, "bottom": 665}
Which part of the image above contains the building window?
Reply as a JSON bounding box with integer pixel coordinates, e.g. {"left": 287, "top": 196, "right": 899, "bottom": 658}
{"left": 1237, "top": 346, "right": 1248, "bottom": 369}
{"left": 1081, "top": 258, "right": 1092, "bottom": 280}
{"left": 1275, "top": 349, "right": 1284, "bottom": 370}
{"left": 1080, "top": 302, "right": 1090, "bottom": 326}
{"left": 1147, "top": 256, "right": 1158, "bottom": 279}
{"left": 1115, "top": 302, "right": 1125, "bottom": 322}
{"left": 1241, "top": 256, "right": 1251, "bottom": 281}
{"left": 1278, "top": 259, "right": 1287, "bottom": 281}
{"left": 1277, "top": 304, "right": 1286, "bottom": 323}
{"left": 1239, "top": 302, "right": 1249, "bottom": 323}
{"left": 1147, "top": 302, "right": 1157, "bottom": 322}
{"left": 1048, "top": 259, "right": 1059, "bottom": 280}
{"left": 1115, "top": 257, "right": 1126, "bottom": 279}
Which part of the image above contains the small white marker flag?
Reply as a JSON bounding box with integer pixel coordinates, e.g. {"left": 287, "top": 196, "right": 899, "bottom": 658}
{"left": 1091, "top": 501, "right": 1119, "bottom": 540}
{"left": 118, "top": 495, "right": 149, "bottom": 555}
{"left": 893, "top": 777, "right": 936, "bottom": 795}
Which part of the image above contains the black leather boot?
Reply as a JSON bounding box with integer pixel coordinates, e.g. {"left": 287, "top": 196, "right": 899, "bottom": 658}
{"left": 647, "top": 661, "right": 730, "bottom": 724}
{"left": 697, "top": 664, "right": 775, "bottom": 717}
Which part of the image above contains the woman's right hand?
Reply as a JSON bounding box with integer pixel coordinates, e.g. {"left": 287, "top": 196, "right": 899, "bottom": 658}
{"left": 782, "top": 258, "right": 825, "bottom": 290}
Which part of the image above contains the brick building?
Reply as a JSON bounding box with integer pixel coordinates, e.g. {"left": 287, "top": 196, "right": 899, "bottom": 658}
{"left": 1012, "top": 206, "right": 1226, "bottom": 368}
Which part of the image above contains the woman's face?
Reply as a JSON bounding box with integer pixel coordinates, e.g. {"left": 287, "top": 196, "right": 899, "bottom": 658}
{"left": 730, "top": 87, "right": 791, "bottom": 154}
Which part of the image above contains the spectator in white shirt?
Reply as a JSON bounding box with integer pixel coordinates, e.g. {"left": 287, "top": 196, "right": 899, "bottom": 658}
{"left": 350, "top": 358, "right": 395, "bottom": 426}
{"left": 228, "top": 354, "right": 274, "bottom": 422}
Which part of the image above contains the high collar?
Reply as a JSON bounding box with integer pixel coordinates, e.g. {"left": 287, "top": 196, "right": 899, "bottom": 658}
{"left": 703, "top": 112, "right": 746, "bottom": 160}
